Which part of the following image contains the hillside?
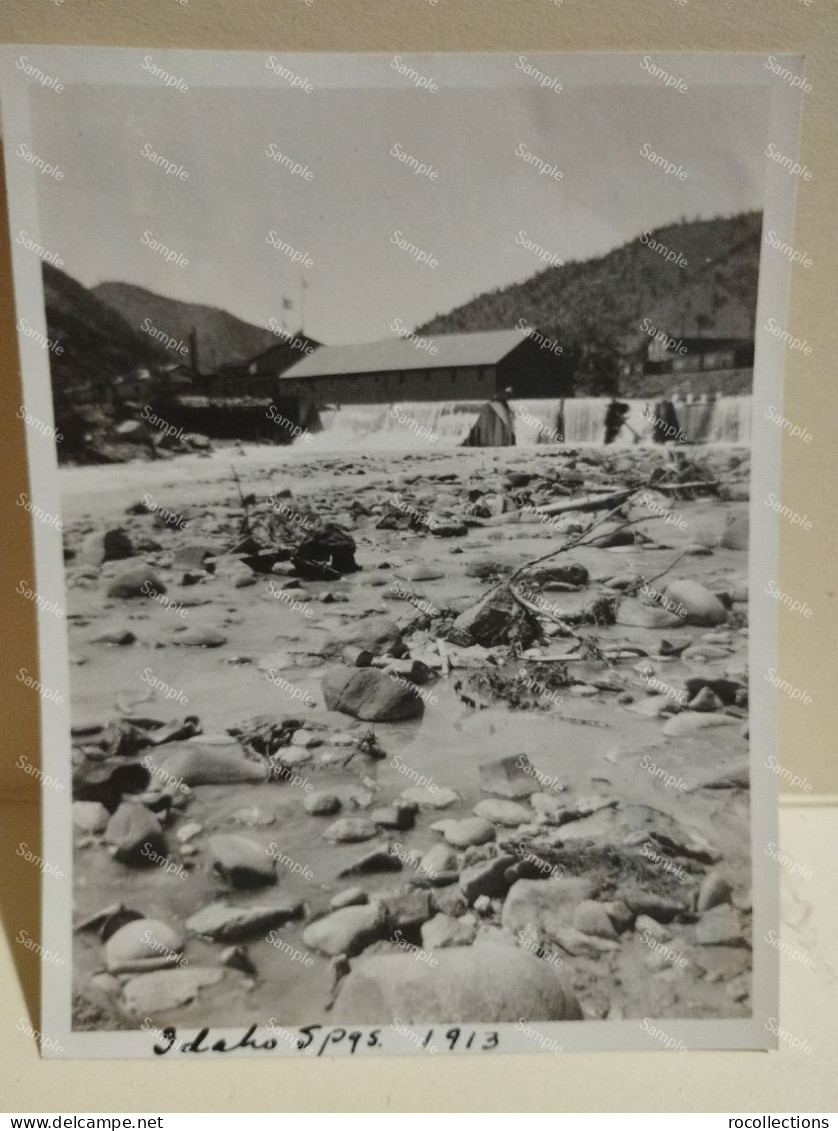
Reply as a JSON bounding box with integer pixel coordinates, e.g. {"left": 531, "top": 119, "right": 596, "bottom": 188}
{"left": 92, "top": 281, "right": 278, "bottom": 372}
{"left": 41, "top": 262, "right": 167, "bottom": 394}
{"left": 416, "top": 212, "right": 761, "bottom": 357}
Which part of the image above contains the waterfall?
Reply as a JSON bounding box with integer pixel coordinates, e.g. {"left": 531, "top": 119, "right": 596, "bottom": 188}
{"left": 303, "top": 402, "right": 483, "bottom": 450}
{"left": 512, "top": 396, "right": 751, "bottom": 446}
{"left": 300, "top": 396, "right": 751, "bottom": 449}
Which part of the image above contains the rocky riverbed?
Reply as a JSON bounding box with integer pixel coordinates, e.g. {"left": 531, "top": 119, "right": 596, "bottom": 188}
{"left": 65, "top": 442, "right": 752, "bottom": 1032}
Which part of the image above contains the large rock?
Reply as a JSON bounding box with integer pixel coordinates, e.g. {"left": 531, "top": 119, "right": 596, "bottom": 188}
{"left": 303, "top": 791, "right": 342, "bottom": 816}
{"left": 421, "top": 913, "right": 476, "bottom": 949}
{"left": 105, "top": 918, "right": 184, "bottom": 974}
{"left": 459, "top": 855, "right": 516, "bottom": 903}
{"left": 107, "top": 565, "right": 167, "bottom": 599}
{"left": 105, "top": 802, "right": 167, "bottom": 867}
{"left": 479, "top": 754, "right": 541, "bottom": 799}
{"left": 73, "top": 800, "right": 109, "bottom": 833}
{"left": 293, "top": 523, "right": 359, "bottom": 580}
{"left": 663, "top": 580, "right": 728, "bottom": 627}
{"left": 695, "top": 905, "right": 747, "bottom": 947}
{"left": 322, "top": 666, "right": 424, "bottom": 722}
{"left": 81, "top": 528, "right": 134, "bottom": 566}
{"left": 186, "top": 900, "right": 303, "bottom": 941}
{"left": 419, "top": 843, "right": 459, "bottom": 879}
{"left": 616, "top": 599, "right": 683, "bottom": 629}
{"left": 171, "top": 629, "right": 227, "bottom": 648}
{"left": 322, "top": 817, "right": 378, "bottom": 843}
{"left": 452, "top": 585, "right": 539, "bottom": 648}
{"left": 302, "top": 903, "right": 385, "bottom": 957}
{"left": 378, "top": 889, "right": 432, "bottom": 931}
{"left": 122, "top": 966, "right": 224, "bottom": 1015}
{"left": 172, "top": 543, "right": 217, "bottom": 571}
{"left": 443, "top": 817, "right": 496, "bottom": 848}
{"left": 401, "top": 785, "right": 460, "bottom": 809}
{"left": 325, "top": 616, "right": 406, "bottom": 658}
{"left": 502, "top": 877, "right": 598, "bottom": 938}
{"left": 473, "top": 799, "right": 532, "bottom": 827}
{"left": 208, "top": 834, "right": 276, "bottom": 889}
{"left": 331, "top": 940, "right": 583, "bottom": 1024}
{"left": 153, "top": 745, "right": 266, "bottom": 786}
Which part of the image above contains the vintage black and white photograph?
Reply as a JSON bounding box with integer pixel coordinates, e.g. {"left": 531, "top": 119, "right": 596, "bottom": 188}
{"left": 2, "top": 47, "right": 801, "bottom": 1057}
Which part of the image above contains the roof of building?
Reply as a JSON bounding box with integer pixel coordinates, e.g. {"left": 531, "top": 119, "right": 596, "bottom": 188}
{"left": 220, "top": 332, "right": 321, "bottom": 378}
{"left": 281, "top": 329, "right": 525, "bottom": 380}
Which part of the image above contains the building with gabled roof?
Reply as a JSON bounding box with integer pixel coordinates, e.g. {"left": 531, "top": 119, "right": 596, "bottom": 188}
{"left": 279, "top": 328, "right": 572, "bottom": 405}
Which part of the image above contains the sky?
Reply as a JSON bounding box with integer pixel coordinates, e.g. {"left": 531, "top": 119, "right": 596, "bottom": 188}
{"left": 29, "top": 63, "right": 771, "bottom": 346}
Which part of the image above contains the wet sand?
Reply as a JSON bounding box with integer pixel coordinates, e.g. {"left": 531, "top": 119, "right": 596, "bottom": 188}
{"left": 65, "top": 442, "right": 752, "bottom": 1031}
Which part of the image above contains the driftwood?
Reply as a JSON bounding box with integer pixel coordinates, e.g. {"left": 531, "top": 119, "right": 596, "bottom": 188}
{"left": 532, "top": 488, "right": 635, "bottom": 517}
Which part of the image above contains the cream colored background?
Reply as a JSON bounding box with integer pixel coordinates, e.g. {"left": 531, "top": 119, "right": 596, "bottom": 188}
{"left": 0, "top": 0, "right": 835, "bottom": 1112}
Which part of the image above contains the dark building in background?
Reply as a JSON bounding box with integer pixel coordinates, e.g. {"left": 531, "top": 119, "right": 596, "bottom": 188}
{"left": 173, "top": 331, "right": 321, "bottom": 440}
{"left": 279, "top": 329, "right": 573, "bottom": 407}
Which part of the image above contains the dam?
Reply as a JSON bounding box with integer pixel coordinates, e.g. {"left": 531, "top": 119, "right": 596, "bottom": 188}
{"left": 302, "top": 395, "right": 752, "bottom": 450}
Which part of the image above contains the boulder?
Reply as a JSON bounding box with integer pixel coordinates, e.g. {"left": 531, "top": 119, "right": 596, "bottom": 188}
{"left": 325, "top": 616, "right": 406, "bottom": 658}
{"left": 573, "top": 900, "right": 619, "bottom": 941}
{"left": 401, "top": 785, "right": 460, "bottom": 809}
{"left": 80, "top": 528, "right": 134, "bottom": 566}
{"left": 208, "top": 834, "right": 277, "bottom": 889}
{"left": 479, "top": 754, "right": 541, "bottom": 799}
{"left": 303, "top": 791, "right": 342, "bottom": 816}
{"left": 105, "top": 802, "right": 167, "bottom": 867}
{"left": 322, "top": 817, "right": 378, "bottom": 844}
{"left": 105, "top": 918, "right": 184, "bottom": 974}
{"left": 302, "top": 903, "right": 386, "bottom": 957}
{"left": 378, "top": 889, "right": 432, "bottom": 931}
{"left": 293, "top": 523, "right": 359, "bottom": 580}
{"left": 122, "top": 966, "right": 224, "bottom": 1015}
{"left": 338, "top": 846, "right": 403, "bottom": 876}
{"left": 331, "top": 940, "right": 583, "bottom": 1024}
{"left": 330, "top": 888, "right": 368, "bottom": 910}
{"left": 473, "top": 799, "right": 532, "bottom": 827}
{"left": 421, "top": 913, "right": 476, "bottom": 949}
{"left": 695, "top": 905, "right": 747, "bottom": 947}
{"left": 529, "top": 793, "right": 572, "bottom": 825}
{"left": 663, "top": 580, "right": 728, "bottom": 627}
{"left": 153, "top": 745, "right": 266, "bottom": 786}
{"left": 443, "top": 818, "right": 496, "bottom": 849}
{"left": 452, "top": 585, "right": 539, "bottom": 648}
{"left": 107, "top": 566, "right": 167, "bottom": 599}
{"left": 172, "top": 629, "right": 227, "bottom": 648}
{"left": 683, "top": 678, "right": 743, "bottom": 707}
{"left": 395, "top": 564, "right": 445, "bottom": 582}
{"left": 172, "top": 544, "right": 217, "bottom": 571}
{"left": 371, "top": 803, "right": 417, "bottom": 831}
{"left": 322, "top": 666, "right": 424, "bottom": 722}
{"left": 697, "top": 873, "right": 733, "bottom": 913}
{"left": 459, "top": 855, "right": 516, "bottom": 904}
{"left": 502, "top": 877, "right": 598, "bottom": 938}
{"left": 186, "top": 900, "right": 303, "bottom": 941}
{"left": 91, "top": 627, "right": 137, "bottom": 646}
{"left": 616, "top": 599, "right": 683, "bottom": 629}
{"left": 73, "top": 800, "right": 109, "bottom": 833}
{"left": 419, "top": 843, "right": 459, "bottom": 879}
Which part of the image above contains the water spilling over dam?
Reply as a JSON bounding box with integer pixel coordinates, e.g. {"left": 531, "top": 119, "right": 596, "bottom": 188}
{"left": 305, "top": 396, "right": 752, "bottom": 449}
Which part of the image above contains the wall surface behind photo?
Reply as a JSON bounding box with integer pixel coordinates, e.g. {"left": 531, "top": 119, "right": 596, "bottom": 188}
{"left": 0, "top": 1, "right": 833, "bottom": 803}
